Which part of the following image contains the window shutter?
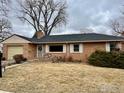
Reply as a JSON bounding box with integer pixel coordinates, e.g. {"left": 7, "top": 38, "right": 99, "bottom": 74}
{"left": 46, "top": 45, "right": 49, "bottom": 53}
{"left": 79, "top": 44, "right": 83, "bottom": 53}
{"left": 63, "top": 44, "right": 66, "bottom": 53}
{"left": 70, "top": 44, "right": 73, "bottom": 53}
{"left": 106, "top": 43, "right": 110, "bottom": 52}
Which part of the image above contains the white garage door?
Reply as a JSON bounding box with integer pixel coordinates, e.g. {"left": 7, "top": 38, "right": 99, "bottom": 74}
{"left": 8, "top": 46, "right": 23, "bottom": 60}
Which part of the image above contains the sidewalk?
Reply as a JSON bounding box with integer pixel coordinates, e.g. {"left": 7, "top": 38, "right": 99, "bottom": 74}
{"left": 0, "top": 90, "right": 12, "bottom": 93}
{"left": 6, "top": 62, "right": 28, "bottom": 69}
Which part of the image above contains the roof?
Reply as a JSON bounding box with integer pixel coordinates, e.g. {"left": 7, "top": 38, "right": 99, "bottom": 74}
{"left": 15, "top": 34, "right": 32, "bottom": 41}
{"left": 0, "top": 34, "right": 32, "bottom": 43}
{"left": 2, "top": 33, "right": 124, "bottom": 44}
{"left": 31, "top": 33, "right": 124, "bottom": 43}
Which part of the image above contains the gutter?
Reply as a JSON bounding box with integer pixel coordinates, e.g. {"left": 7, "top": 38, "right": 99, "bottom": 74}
{"left": 31, "top": 39, "right": 124, "bottom": 44}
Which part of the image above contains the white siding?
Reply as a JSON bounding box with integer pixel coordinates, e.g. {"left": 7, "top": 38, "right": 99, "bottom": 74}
{"left": 2, "top": 35, "right": 31, "bottom": 44}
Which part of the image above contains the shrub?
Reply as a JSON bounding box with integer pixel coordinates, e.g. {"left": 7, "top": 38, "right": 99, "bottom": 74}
{"left": 13, "top": 54, "right": 27, "bottom": 64}
{"left": 2, "top": 57, "right": 6, "bottom": 61}
{"left": 88, "top": 50, "right": 124, "bottom": 69}
{"left": 117, "top": 52, "right": 124, "bottom": 69}
{"left": 74, "top": 59, "right": 82, "bottom": 63}
{"left": 23, "top": 57, "right": 27, "bottom": 62}
{"left": 58, "top": 56, "right": 66, "bottom": 62}
{"left": 67, "top": 56, "right": 73, "bottom": 62}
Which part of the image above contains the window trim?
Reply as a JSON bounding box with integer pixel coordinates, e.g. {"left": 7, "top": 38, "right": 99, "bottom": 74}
{"left": 46, "top": 44, "right": 66, "bottom": 53}
{"left": 106, "top": 43, "right": 110, "bottom": 52}
{"left": 70, "top": 44, "right": 83, "bottom": 53}
{"left": 106, "top": 42, "right": 121, "bottom": 52}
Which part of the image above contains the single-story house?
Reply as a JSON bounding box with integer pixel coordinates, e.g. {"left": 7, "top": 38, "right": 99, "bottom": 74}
{"left": 1, "top": 31, "right": 124, "bottom": 62}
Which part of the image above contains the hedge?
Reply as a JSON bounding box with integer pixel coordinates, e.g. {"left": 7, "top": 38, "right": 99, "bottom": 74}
{"left": 88, "top": 50, "right": 124, "bottom": 69}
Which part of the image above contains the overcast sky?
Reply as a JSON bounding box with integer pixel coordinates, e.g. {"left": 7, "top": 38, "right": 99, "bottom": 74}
{"left": 10, "top": 0, "right": 124, "bottom": 37}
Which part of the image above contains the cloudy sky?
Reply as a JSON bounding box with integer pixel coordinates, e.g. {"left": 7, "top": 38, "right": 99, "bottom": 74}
{"left": 10, "top": 0, "right": 124, "bottom": 37}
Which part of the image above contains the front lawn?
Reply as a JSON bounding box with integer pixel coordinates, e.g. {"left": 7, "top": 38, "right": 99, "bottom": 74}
{"left": 0, "top": 62, "right": 124, "bottom": 93}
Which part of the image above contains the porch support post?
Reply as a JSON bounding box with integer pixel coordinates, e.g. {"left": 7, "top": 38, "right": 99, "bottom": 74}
{"left": 37, "top": 45, "right": 39, "bottom": 58}
{"left": 0, "top": 51, "right": 2, "bottom": 78}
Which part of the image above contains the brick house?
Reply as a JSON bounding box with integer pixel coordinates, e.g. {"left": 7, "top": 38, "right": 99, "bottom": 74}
{"left": 1, "top": 32, "right": 124, "bottom": 62}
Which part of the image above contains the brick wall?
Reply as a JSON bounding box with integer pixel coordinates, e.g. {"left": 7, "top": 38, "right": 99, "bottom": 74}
{"left": 3, "top": 44, "right": 8, "bottom": 59}
{"left": 23, "top": 44, "right": 37, "bottom": 60}
{"left": 121, "top": 42, "right": 124, "bottom": 51}
{"left": 3, "top": 43, "right": 37, "bottom": 60}
{"left": 44, "top": 42, "right": 106, "bottom": 62}
{"left": 82, "top": 42, "right": 106, "bottom": 62}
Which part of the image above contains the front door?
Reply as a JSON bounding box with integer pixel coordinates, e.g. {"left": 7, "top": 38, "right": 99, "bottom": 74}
{"left": 37, "top": 45, "right": 43, "bottom": 58}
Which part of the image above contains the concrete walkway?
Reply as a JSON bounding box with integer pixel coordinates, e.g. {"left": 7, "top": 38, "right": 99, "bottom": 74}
{"left": 0, "top": 62, "right": 29, "bottom": 93}
{"left": 6, "top": 62, "right": 28, "bottom": 69}
{"left": 0, "top": 90, "right": 12, "bottom": 93}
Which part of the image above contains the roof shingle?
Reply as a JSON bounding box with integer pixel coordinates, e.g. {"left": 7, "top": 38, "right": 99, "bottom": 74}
{"left": 3, "top": 33, "right": 124, "bottom": 44}
{"left": 31, "top": 33, "right": 124, "bottom": 43}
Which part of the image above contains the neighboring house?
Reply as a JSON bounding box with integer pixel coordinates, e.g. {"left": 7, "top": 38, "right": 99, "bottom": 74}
{"left": 1, "top": 31, "right": 124, "bottom": 62}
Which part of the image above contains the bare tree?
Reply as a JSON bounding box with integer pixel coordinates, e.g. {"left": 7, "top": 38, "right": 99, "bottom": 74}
{"left": 0, "top": 18, "right": 12, "bottom": 41}
{"left": 0, "top": 0, "right": 12, "bottom": 41}
{"left": 18, "top": 0, "right": 67, "bottom": 36}
{"left": 80, "top": 28, "right": 94, "bottom": 34}
{"left": 109, "top": 5, "right": 124, "bottom": 36}
{"left": 109, "top": 17, "right": 124, "bottom": 36}
{"left": 0, "top": 0, "right": 11, "bottom": 16}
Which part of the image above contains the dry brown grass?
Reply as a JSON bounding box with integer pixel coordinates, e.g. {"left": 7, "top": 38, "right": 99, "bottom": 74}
{"left": 0, "top": 62, "right": 124, "bottom": 93}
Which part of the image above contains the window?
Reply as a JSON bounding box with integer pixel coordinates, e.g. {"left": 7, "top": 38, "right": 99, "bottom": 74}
{"left": 70, "top": 44, "right": 83, "bottom": 53}
{"left": 110, "top": 43, "right": 116, "bottom": 51}
{"left": 49, "top": 45, "right": 63, "bottom": 52}
{"left": 74, "top": 44, "right": 79, "bottom": 52}
{"left": 110, "top": 42, "right": 119, "bottom": 51}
